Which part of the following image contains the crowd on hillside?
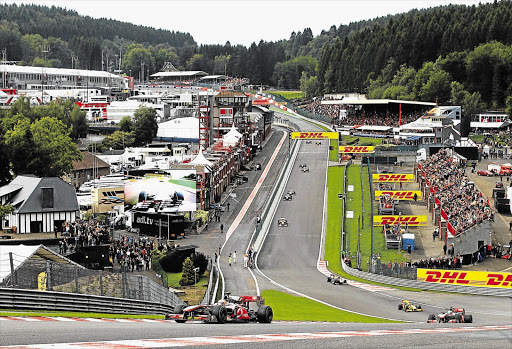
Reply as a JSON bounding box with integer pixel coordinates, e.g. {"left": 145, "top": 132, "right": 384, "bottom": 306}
{"left": 419, "top": 148, "right": 494, "bottom": 234}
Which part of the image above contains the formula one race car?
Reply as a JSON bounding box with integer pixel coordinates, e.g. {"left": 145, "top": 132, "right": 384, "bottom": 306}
{"left": 398, "top": 300, "right": 423, "bottom": 312}
{"left": 277, "top": 218, "right": 288, "bottom": 227}
{"left": 301, "top": 168, "right": 310, "bottom": 173}
{"left": 427, "top": 307, "right": 473, "bottom": 323}
{"left": 165, "top": 295, "right": 273, "bottom": 324}
{"left": 299, "top": 163, "right": 307, "bottom": 168}
{"left": 327, "top": 274, "right": 347, "bottom": 285}
{"left": 286, "top": 190, "right": 296, "bottom": 196}
{"left": 283, "top": 194, "right": 293, "bottom": 201}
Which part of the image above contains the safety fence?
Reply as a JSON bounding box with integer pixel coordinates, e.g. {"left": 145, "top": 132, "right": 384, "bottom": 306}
{"left": 2, "top": 259, "right": 184, "bottom": 308}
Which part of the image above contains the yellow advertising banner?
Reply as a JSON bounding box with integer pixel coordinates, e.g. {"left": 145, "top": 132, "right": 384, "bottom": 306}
{"left": 417, "top": 269, "right": 512, "bottom": 288}
{"left": 339, "top": 146, "right": 375, "bottom": 153}
{"left": 373, "top": 215, "right": 427, "bottom": 226}
{"left": 38, "top": 272, "right": 47, "bottom": 291}
{"left": 372, "top": 174, "right": 414, "bottom": 182}
{"left": 375, "top": 191, "right": 421, "bottom": 200}
{"left": 291, "top": 132, "right": 339, "bottom": 139}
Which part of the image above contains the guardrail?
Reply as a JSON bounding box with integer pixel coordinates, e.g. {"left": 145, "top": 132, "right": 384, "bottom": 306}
{"left": 0, "top": 287, "right": 175, "bottom": 314}
{"left": 341, "top": 262, "right": 511, "bottom": 297}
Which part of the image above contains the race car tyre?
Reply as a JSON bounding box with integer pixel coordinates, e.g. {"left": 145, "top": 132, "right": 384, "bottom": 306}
{"left": 213, "top": 305, "right": 227, "bottom": 324}
{"left": 398, "top": 304, "right": 403, "bottom": 310}
{"left": 455, "top": 313, "right": 462, "bottom": 323}
{"left": 257, "top": 305, "right": 273, "bottom": 323}
{"left": 174, "top": 304, "right": 186, "bottom": 314}
{"left": 417, "top": 305, "right": 422, "bottom": 310}
{"left": 465, "top": 314, "right": 473, "bottom": 323}
{"left": 427, "top": 314, "right": 436, "bottom": 321}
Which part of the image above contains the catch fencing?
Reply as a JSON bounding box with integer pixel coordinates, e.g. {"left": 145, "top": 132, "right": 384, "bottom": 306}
{"left": 2, "top": 259, "right": 183, "bottom": 308}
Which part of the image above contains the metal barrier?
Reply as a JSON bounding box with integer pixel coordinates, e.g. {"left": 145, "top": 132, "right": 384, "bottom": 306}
{"left": 0, "top": 287, "right": 175, "bottom": 315}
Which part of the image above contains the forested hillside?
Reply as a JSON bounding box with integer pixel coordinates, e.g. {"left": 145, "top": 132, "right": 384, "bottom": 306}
{"left": 1, "top": 1, "right": 512, "bottom": 111}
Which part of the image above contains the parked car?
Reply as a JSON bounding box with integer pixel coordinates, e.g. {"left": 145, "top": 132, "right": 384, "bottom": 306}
{"left": 477, "top": 170, "right": 493, "bottom": 176}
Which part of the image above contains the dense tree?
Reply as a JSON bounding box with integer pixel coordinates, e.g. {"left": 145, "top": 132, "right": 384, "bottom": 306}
{"left": 179, "top": 257, "right": 196, "bottom": 286}
{"left": 122, "top": 44, "right": 155, "bottom": 79}
{"left": 132, "top": 106, "right": 158, "bottom": 146}
{"left": 102, "top": 131, "right": 135, "bottom": 150}
{"left": 118, "top": 117, "right": 133, "bottom": 132}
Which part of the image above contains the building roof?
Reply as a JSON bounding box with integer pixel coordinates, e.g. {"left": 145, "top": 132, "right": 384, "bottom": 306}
{"left": 0, "top": 244, "right": 85, "bottom": 284}
{"left": 0, "top": 175, "right": 79, "bottom": 213}
{"left": 151, "top": 71, "right": 208, "bottom": 78}
{"left": 322, "top": 98, "right": 436, "bottom": 106}
{"left": 0, "top": 64, "right": 121, "bottom": 79}
{"left": 200, "top": 75, "right": 227, "bottom": 80}
{"left": 73, "top": 151, "right": 110, "bottom": 171}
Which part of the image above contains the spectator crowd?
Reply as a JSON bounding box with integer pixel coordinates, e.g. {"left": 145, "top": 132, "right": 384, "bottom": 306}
{"left": 419, "top": 148, "right": 494, "bottom": 234}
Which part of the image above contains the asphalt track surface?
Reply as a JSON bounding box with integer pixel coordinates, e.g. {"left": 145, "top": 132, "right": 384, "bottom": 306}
{"left": 1, "top": 113, "right": 511, "bottom": 347}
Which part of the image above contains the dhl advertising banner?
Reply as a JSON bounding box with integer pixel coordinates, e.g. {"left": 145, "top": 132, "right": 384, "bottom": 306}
{"left": 291, "top": 132, "right": 339, "bottom": 139}
{"left": 372, "top": 174, "right": 414, "bottom": 182}
{"left": 418, "top": 269, "right": 512, "bottom": 288}
{"left": 339, "top": 146, "right": 375, "bottom": 153}
{"left": 375, "top": 191, "right": 422, "bottom": 200}
{"left": 373, "top": 215, "right": 427, "bottom": 226}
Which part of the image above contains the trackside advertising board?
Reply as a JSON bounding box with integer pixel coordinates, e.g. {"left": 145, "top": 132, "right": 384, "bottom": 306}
{"left": 339, "top": 146, "right": 375, "bottom": 153}
{"left": 417, "top": 269, "right": 512, "bottom": 288}
{"left": 372, "top": 174, "right": 414, "bottom": 182}
{"left": 373, "top": 215, "right": 427, "bottom": 226}
{"left": 375, "top": 191, "right": 422, "bottom": 200}
{"left": 291, "top": 132, "right": 339, "bottom": 139}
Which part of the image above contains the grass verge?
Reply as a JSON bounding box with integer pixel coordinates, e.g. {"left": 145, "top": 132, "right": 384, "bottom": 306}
{"left": 166, "top": 271, "right": 209, "bottom": 305}
{"left": 261, "top": 290, "right": 401, "bottom": 323}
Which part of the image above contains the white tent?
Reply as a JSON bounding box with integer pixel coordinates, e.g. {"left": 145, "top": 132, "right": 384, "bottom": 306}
{"left": 223, "top": 124, "right": 243, "bottom": 147}
{"left": 190, "top": 149, "right": 213, "bottom": 168}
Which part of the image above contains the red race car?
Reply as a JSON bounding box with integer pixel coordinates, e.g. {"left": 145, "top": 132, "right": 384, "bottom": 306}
{"left": 165, "top": 295, "right": 273, "bottom": 324}
{"left": 427, "top": 307, "right": 473, "bottom": 323}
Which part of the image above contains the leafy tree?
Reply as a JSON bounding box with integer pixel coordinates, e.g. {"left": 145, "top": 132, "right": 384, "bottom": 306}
{"left": 0, "top": 205, "right": 15, "bottom": 222}
{"left": 190, "top": 252, "right": 208, "bottom": 276}
{"left": 132, "top": 106, "right": 158, "bottom": 146}
{"left": 417, "top": 69, "right": 452, "bottom": 103}
{"left": 69, "top": 104, "right": 88, "bottom": 139}
{"left": 506, "top": 95, "right": 512, "bottom": 119}
{"left": 179, "top": 257, "right": 196, "bottom": 286}
{"left": 118, "top": 116, "right": 133, "bottom": 132}
{"left": 5, "top": 117, "right": 82, "bottom": 177}
{"left": 102, "top": 131, "right": 134, "bottom": 150}
{"left": 121, "top": 44, "right": 155, "bottom": 80}
{"left": 300, "top": 72, "right": 321, "bottom": 99}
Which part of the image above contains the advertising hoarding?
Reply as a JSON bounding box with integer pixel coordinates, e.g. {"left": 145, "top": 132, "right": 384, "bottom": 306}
{"left": 291, "top": 132, "right": 339, "bottom": 139}
{"left": 372, "top": 174, "right": 414, "bottom": 182}
{"left": 373, "top": 215, "right": 427, "bottom": 226}
{"left": 375, "top": 191, "right": 422, "bottom": 200}
{"left": 417, "top": 269, "right": 512, "bottom": 288}
{"left": 339, "top": 146, "right": 375, "bottom": 153}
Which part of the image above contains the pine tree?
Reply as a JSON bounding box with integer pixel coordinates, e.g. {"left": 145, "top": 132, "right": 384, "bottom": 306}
{"left": 179, "top": 257, "right": 196, "bottom": 286}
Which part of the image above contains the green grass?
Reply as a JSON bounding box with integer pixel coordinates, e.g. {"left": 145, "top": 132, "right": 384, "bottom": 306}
{"left": 270, "top": 91, "right": 305, "bottom": 100}
{"left": 340, "top": 135, "right": 383, "bottom": 146}
{"left": 324, "top": 165, "right": 420, "bottom": 291}
{"left": 169, "top": 179, "right": 197, "bottom": 189}
{"left": 0, "top": 310, "right": 164, "bottom": 319}
{"left": 261, "top": 290, "right": 401, "bottom": 323}
{"left": 329, "top": 139, "right": 338, "bottom": 162}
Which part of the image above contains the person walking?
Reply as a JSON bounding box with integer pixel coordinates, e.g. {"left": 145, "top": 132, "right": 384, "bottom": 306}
{"left": 443, "top": 243, "right": 447, "bottom": 255}
{"left": 220, "top": 224, "right": 224, "bottom": 234}
{"left": 509, "top": 220, "right": 512, "bottom": 231}
{"left": 243, "top": 253, "right": 249, "bottom": 267}
{"left": 228, "top": 253, "right": 232, "bottom": 266}
{"left": 227, "top": 202, "right": 230, "bottom": 211}
{"left": 233, "top": 251, "right": 237, "bottom": 264}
